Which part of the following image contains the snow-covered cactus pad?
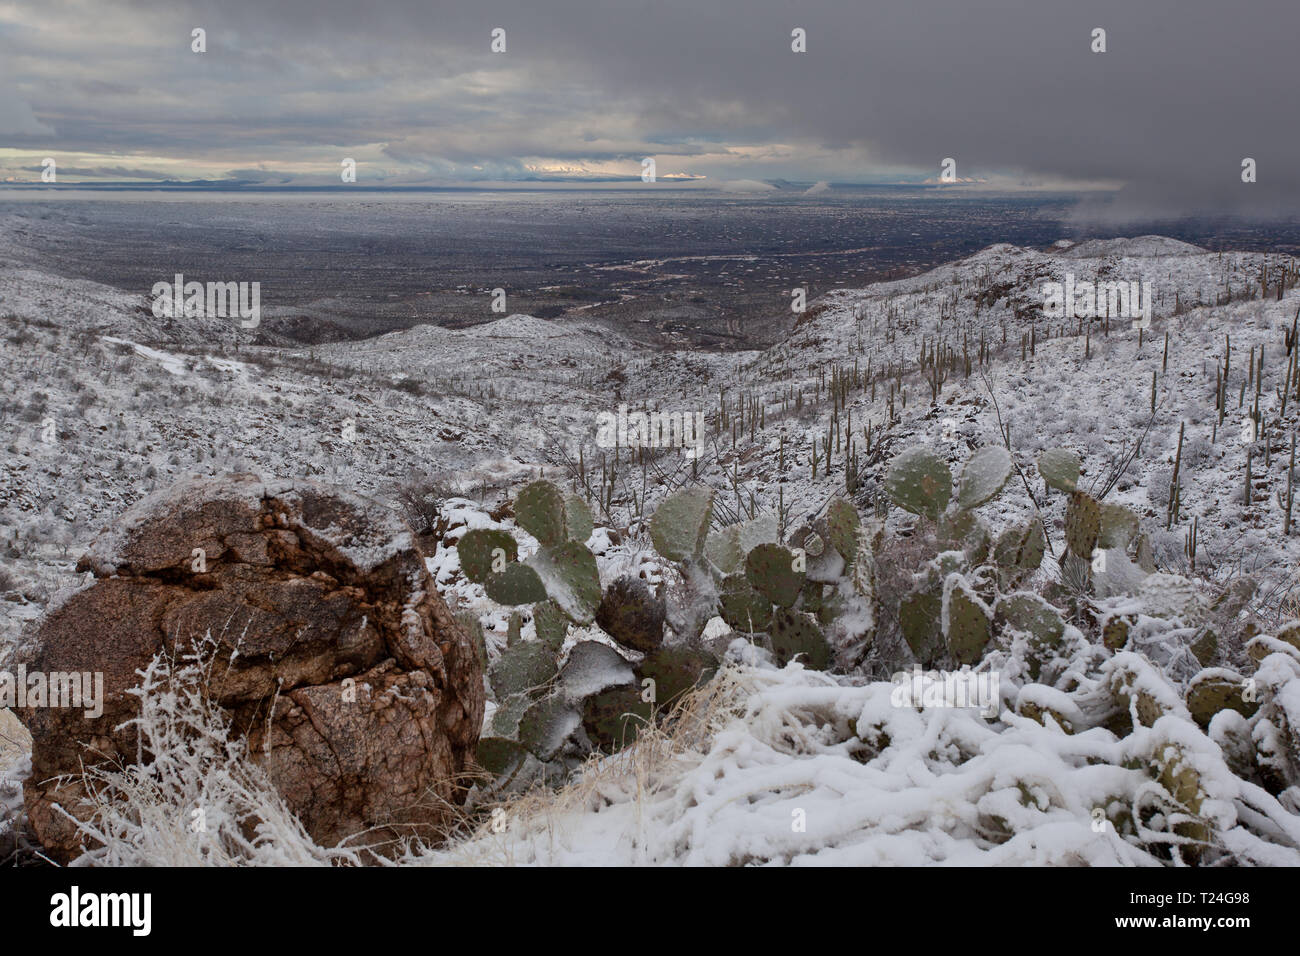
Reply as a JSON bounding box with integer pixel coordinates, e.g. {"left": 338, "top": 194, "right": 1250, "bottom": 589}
{"left": 704, "top": 524, "right": 744, "bottom": 574}
{"left": 1037, "top": 447, "right": 1081, "bottom": 493}
{"left": 528, "top": 540, "right": 602, "bottom": 624}
{"left": 489, "top": 640, "right": 560, "bottom": 699}
{"left": 991, "top": 517, "right": 1046, "bottom": 589}
{"left": 533, "top": 599, "right": 568, "bottom": 651}
{"left": 938, "top": 508, "right": 991, "bottom": 564}
{"left": 1184, "top": 669, "right": 1258, "bottom": 728}
{"left": 1098, "top": 502, "right": 1140, "bottom": 550}
{"left": 955, "top": 445, "right": 1012, "bottom": 510}
{"left": 563, "top": 493, "right": 593, "bottom": 544}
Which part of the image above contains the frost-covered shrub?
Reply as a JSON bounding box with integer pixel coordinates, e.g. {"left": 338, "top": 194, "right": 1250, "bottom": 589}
{"left": 1147, "top": 466, "right": 1174, "bottom": 509}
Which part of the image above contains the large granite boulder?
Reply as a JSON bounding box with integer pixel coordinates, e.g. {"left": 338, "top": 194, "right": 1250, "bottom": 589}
{"left": 15, "top": 474, "right": 484, "bottom": 860}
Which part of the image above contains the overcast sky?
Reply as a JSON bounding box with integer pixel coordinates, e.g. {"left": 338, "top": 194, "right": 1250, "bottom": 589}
{"left": 1, "top": 0, "right": 1297, "bottom": 218}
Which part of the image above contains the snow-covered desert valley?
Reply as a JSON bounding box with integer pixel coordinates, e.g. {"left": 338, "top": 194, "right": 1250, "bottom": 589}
{"left": 4, "top": 228, "right": 1300, "bottom": 866}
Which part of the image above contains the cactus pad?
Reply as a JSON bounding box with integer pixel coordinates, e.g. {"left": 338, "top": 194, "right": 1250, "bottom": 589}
{"left": 559, "top": 640, "right": 635, "bottom": 699}
{"left": 515, "top": 479, "right": 567, "bottom": 546}
{"left": 594, "top": 575, "right": 666, "bottom": 653}
{"left": 528, "top": 540, "right": 602, "bottom": 624}
{"left": 563, "top": 493, "right": 594, "bottom": 543}
{"left": 637, "top": 645, "right": 719, "bottom": 709}
{"left": 489, "top": 640, "right": 559, "bottom": 699}
{"left": 582, "top": 685, "right": 654, "bottom": 752}
{"left": 1185, "top": 671, "right": 1258, "bottom": 728}
{"left": 475, "top": 736, "right": 528, "bottom": 778}
{"left": 457, "top": 528, "right": 519, "bottom": 584}
{"left": 719, "top": 572, "right": 773, "bottom": 631}
{"left": 885, "top": 447, "right": 952, "bottom": 520}
{"left": 943, "top": 574, "right": 993, "bottom": 665}
{"left": 1097, "top": 502, "right": 1139, "bottom": 549}
{"left": 768, "top": 608, "right": 831, "bottom": 670}
{"left": 1065, "top": 490, "right": 1101, "bottom": 559}
{"left": 744, "top": 543, "right": 806, "bottom": 608}
{"left": 826, "top": 497, "right": 860, "bottom": 565}
{"left": 705, "top": 524, "right": 744, "bottom": 574}
{"left": 956, "top": 445, "right": 1013, "bottom": 509}
{"left": 650, "top": 486, "right": 715, "bottom": 561}
{"left": 518, "top": 694, "right": 580, "bottom": 761}
{"left": 1037, "top": 448, "right": 1080, "bottom": 493}
{"left": 485, "top": 562, "right": 549, "bottom": 606}
{"left": 533, "top": 599, "right": 569, "bottom": 651}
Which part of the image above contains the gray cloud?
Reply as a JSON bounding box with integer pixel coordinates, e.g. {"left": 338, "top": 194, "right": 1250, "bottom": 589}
{"left": 2, "top": 0, "right": 1297, "bottom": 218}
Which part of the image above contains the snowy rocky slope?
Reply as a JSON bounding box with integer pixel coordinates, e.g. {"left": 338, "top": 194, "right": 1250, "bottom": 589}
{"left": 4, "top": 234, "right": 1300, "bottom": 866}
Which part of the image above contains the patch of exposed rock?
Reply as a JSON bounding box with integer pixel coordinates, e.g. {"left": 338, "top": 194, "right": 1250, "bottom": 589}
{"left": 15, "top": 474, "right": 484, "bottom": 861}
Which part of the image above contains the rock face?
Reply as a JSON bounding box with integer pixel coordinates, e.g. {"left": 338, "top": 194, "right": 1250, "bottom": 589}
{"left": 16, "top": 475, "right": 484, "bottom": 860}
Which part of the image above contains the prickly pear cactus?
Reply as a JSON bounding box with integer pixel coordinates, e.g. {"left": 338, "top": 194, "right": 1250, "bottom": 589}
{"left": 518, "top": 694, "right": 582, "bottom": 762}
{"left": 533, "top": 599, "right": 568, "bottom": 651}
{"left": 582, "top": 685, "right": 654, "bottom": 752}
{"left": 650, "top": 486, "right": 715, "bottom": 562}
{"left": 485, "top": 561, "right": 549, "bottom": 605}
{"left": 996, "top": 591, "right": 1065, "bottom": 678}
{"left": 529, "top": 540, "right": 602, "bottom": 624}
{"left": 826, "top": 498, "right": 860, "bottom": 567}
{"left": 885, "top": 447, "right": 952, "bottom": 521}
{"left": 491, "top": 693, "right": 533, "bottom": 737}
{"left": 638, "top": 645, "right": 719, "bottom": 709}
{"left": 744, "top": 542, "right": 806, "bottom": 608}
{"left": 705, "top": 524, "right": 744, "bottom": 574}
{"left": 938, "top": 508, "right": 991, "bottom": 564}
{"left": 996, "top": 591, "right": 1065, "bottom": 648}
{"left": 515, "top": 479, "right": 568, "bottom": 546}
{"left": 475, "top": 736, "right": 528, "bottom": 778}
{"left": 1037, "top": 448, "right": 1080, "bottom": 493}
{"left": 901, "top": 584, "right": 943, "bottom": 665}
{"left": 594, "top": 575, "right": 666, "bottom": 653}
{"left": 457, "top": 528, "right": 519, "bottom": 583}
{"left": 1185, "top": 670, "right": 1258, "bottom": 728}
{"left": 489, "top": 639, "right": 560, "bottom": 699}
{"left": 563, "top": 493, "right": 594, "bottom": 543}
{"left": 559, "top": 640, "right": 635, "bottom": 699}
{"left": 991, "top": 517, "right": 1046, "bottom": 589}
{"left": 943, "top": 574, "right": 993, "bottom": 665}
{"left": 955, "top": 445, "right": 1012, "bottom": 510}
{"left": 1152, "top": 743, "right": 1210, "bottom": 858}
{"left": 718, "top": 572, "right": 773, "bottom": 632}
{"left": 1100, "top": 609, "right": 1136, "bottom": 650}
{"left": 1065, "top": 490, "right": 1101, "bottom": 560}
{"left": 1097, "top": 502, "right": 1139, "bottom": 550}
{"left": 851, "top": 525, "right": 877, "bottom": 599}
{"left": 769, "top": 608, "right": 831, "bottom": 670}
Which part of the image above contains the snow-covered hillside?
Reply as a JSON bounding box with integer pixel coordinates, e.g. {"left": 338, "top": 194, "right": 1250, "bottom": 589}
{"left": 4, "top": 235, "right": 1300, "bottom": 866}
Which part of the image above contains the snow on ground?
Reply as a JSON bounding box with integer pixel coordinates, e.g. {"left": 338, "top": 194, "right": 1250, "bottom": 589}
{"left": 419, "top": 659, "right": 1300, "bottom": 866}
{"left": 3, "top": 235, "right": 1300, "bottom": 865}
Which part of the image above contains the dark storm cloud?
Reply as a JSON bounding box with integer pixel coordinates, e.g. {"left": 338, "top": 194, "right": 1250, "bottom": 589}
{"left": 2, "top": 0, "right": 1297, "bottom": 217}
